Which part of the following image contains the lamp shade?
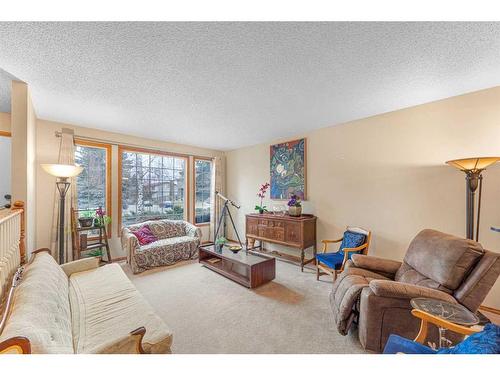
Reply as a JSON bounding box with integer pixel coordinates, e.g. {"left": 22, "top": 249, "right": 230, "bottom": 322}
{"left": 446, "top": 157, "right": 500, "bottom": 172}
{"left": 41, "top": 163, "right": 83, "bottom": 178}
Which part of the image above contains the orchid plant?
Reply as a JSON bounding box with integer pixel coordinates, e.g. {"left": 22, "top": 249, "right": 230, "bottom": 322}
{"left": 255, "top": 182, "right": 270, "bottom": 213}
{"left": 94, "top": 207, "right": 111, "bottom": 227}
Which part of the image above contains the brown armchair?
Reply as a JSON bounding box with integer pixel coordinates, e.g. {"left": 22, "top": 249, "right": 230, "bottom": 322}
{"left": 330, "top": 229, "right": 500, "bottom": 352}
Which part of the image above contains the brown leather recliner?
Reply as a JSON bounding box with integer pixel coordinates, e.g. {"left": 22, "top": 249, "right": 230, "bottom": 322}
{"left": 330, "top": 229, "right": 500, "bottom": 352}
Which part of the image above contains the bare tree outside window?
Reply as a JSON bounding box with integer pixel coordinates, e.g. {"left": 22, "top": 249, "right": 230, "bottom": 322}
{"left": 194, "top": 159, "right": 212, "bottom": 224}
{"left": 121, "top": 150, "right": 186, "bottom": 226}
{"left": 75, "top": 145, "right": 107, "bottom": 213}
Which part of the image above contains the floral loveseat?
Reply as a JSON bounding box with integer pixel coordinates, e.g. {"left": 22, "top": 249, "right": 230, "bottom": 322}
{"left": 122, "top": 219, "right": 202, "bottom": 274}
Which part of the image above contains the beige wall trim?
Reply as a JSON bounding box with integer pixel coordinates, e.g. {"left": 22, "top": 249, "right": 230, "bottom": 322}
{"left": 479, "top": 305, "right": 500, "bottom": 316}
{"left": 56, "top": 131, "right": 218, "bottom": 161}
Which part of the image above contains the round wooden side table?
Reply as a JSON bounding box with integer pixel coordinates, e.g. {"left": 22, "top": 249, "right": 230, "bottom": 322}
{"left": 410, "top": 298, "right": 480, "bottom": 348}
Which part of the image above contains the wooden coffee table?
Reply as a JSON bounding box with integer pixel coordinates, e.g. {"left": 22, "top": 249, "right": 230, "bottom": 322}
{"left": 198, "top": 244, "right": 275, "bottom": 288}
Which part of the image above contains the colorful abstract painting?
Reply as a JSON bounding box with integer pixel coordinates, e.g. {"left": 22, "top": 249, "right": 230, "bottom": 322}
{"left": 270, "top": 138, "right": 306, "bottom": 200}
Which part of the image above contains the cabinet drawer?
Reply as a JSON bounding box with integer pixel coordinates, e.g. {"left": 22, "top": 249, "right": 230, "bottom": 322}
{"left": 258, "top": 219, "right": 284, "bottom": 228}
{"left": 257, "top": 222, "right": 285, "bottom": 242}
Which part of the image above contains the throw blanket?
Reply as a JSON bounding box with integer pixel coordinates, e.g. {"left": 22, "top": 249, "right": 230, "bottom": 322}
{"left": 330, "top": 267, "right": 389, "bottom": 335}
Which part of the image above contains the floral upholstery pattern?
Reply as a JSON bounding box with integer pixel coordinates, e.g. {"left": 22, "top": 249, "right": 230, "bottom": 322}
{"left": 122, "top": 219, "right": 202, "bottom": 274}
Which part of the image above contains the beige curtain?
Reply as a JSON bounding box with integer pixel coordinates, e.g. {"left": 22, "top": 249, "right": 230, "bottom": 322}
{"left": 49, "top": 128, "right": 78, "bottom": 263}
{"left": 209, "top": 155, "right": 225, "bottom": 242}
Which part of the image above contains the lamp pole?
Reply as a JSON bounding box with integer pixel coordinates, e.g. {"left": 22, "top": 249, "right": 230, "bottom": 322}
{"left": 464, "top": 170, "right": 482, "bottom": 241}
{"left": 56, "top": 178, "right": 71, "bottom": 264}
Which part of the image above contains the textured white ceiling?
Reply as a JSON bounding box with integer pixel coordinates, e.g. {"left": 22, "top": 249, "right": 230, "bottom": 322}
{"left": 0, "top": 68, "right": 19, "bottom": 113}
{"left": 0, "top": 22, "right": 499, "bottom": 150}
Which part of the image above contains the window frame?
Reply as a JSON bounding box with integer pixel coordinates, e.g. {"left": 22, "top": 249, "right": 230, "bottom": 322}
{"left": 192, "top": 156, "right": 213, "bottom": 227}
{"left": 118, "top": 145, "right": 190, "bottom": 231}
{"left": 74, "top": 139, "right": 112, "bottom": 237}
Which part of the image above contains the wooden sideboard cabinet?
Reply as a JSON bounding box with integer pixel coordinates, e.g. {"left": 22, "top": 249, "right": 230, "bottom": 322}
{"left": 245, "top": 213, "right": 317, "bottom": 271}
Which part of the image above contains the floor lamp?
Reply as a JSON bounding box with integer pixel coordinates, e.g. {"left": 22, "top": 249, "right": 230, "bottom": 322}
{"left": 446, "top": 157, "right": 500, "bottom": 241}
{"left": 42, "top": 163, "right": 83, "bottom": 264}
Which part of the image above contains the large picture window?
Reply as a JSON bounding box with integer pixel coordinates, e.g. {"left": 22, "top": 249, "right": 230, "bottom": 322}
{"left": 120, "top": 148, "right": 187, "bottom": 227}
{"left": 74, "top": 141, "right": 112, "bottom": 234}
{"left": 194, "top": 158, "right": 212, "bottom": 225}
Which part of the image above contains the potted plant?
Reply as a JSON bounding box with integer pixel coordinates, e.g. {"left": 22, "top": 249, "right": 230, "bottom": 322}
{"left": 287, "top": 194, "right": 302, "bottom": 217}
{"left": 255, "top": 182, "right": 270, "bottom": 214}
{"left": 215, "top": 236, "right": 227, "bottom": 251}
{"left": 78, "top": 211, "right": 94, "bottom": 228}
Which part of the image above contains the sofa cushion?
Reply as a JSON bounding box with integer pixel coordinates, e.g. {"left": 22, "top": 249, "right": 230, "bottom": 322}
{"left": 69, "top": 263, "right": 172, "bottom": 353}
{"left": 383, "top": 334, "right": 437, "bottom": 354}
{"left": 316, "top": 252, "right": 345, "bottom": 269}
{"left": 403, "top": 229, "right": 484, "bottom": 290}
{"left": 437, "top": 324, "right": 500, "bottom": 354}
{"left": 131, "top": 224, "right": 158, "bottom": 246}
{"left": 148, "top": 220, "right": 185, "bottom": 239}
{"left": 0, "top": 252, "right": 74, "bottom": 354}
{"left": 339, "top": 231, "right": 366, "bottom": 254}
{"left": 140, "top": 236, "right": 198, "bottom": 251}
{"left": 395, "top": 262, "right": 452, "bottom": 293}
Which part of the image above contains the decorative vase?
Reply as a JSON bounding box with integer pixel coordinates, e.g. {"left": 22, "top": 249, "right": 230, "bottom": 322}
{"left": 288, "top": 206, "right": 302, "bottom": 217}
{"left": 259, "top": 209, "right": 264, "bottom": 214}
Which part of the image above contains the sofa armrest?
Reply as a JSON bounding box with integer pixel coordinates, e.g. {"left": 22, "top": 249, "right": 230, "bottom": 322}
{"left": 184, "top": 221, "right": 202, "bottom": 239}
{"left": 61, "top": 257, "right": 100, "bottom": 276}
{"left": 0, "top": 336, "right": 31, "bottom": 354}
{"left": 88, "top": 327, "right": 147, "bottom": 354}
{"left": 121, "top": 227, "right": 141, "bottom": 257}
{"left": 351, "top": 254, "right": 402, "bottom": 277}
{"left": 369, "top": 280, "right": 457, "bottom": 303}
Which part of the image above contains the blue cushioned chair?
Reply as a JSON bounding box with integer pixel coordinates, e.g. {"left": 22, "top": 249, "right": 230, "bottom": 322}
{"left": 316, "top": 226, "right": 371, "bottom": 281}
{"left": 383, "top": 308, "right": 500, "bottom": 354}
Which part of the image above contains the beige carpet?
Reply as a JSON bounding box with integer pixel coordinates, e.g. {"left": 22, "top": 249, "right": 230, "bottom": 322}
{"left": 123, "top": 259, "right": 365, "bottom": 354}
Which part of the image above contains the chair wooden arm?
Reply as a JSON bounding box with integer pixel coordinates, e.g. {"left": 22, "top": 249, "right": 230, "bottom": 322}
{"left": 321, "top": 238, "right": 343, "bottom": 253}
{"left": 339, "top": 243, "right": 368, "bottom": 271}
{"left": 342, "top": 243, "right": 368, "bottom": 255}
{"left": 130, "top": 327, "right": 147, "bottom": 354}
{"left": 321, "top": 238, "right": 343, "bottom": 244}
{"left": 411, "top": 309, "right": 482, "bottom": 344}
{"left": 0, "top": 337, "right": 31, "bottom": 354}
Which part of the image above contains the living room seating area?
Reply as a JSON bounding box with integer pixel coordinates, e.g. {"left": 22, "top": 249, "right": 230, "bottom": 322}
{"left": 0, "top": 249, "right": 173, "bottom": 354}
{"left": 122, "top": 219, "right": 201, "bottom": 274}
{"left": 330, "top": 229, "right": 500, "bottom": 352}
{"left": 1, "top": 21, "right": 500, "bottom": 365}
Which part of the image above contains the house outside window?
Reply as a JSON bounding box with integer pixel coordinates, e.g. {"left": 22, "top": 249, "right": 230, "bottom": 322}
{"left": 120, "top": 148, "right": 187, "bottom": 227}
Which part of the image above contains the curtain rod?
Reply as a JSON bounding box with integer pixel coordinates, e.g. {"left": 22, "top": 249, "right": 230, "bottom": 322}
{"left": 54, "top": 130, "right": 217, "bottom": 160}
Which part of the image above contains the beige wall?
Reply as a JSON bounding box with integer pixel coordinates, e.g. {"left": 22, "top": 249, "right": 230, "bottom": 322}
{"left": 0, "top": 112, "right": 10, "bottom": 133}
{"left": 11, "top": 81, "right": 37, "bottom": 254}
{"left": 36, "top": 119, "right": 224, "bottom": 259}
{"left": 226, "top": 86, "right": 500, "bottom": 308}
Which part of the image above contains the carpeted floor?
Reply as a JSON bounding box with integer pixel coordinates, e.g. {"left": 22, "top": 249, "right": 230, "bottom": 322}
{"left": 123, "top": 259, "right": 365, "bottom": 354}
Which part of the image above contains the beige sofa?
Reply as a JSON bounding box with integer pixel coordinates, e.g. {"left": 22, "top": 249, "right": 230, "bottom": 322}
{"left": 0, "top": 249, "right": 173, "bottom": 354}
{"left": 122, "top": 219, "right": 201, "bottom": 274}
